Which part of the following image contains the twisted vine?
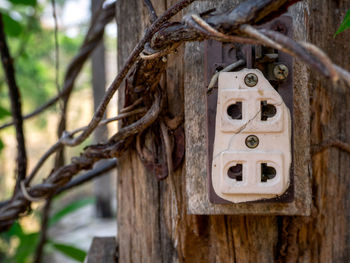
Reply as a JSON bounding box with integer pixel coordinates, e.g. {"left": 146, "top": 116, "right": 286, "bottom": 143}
{"left": 1, "top": 0, "right": 350, "bottom": 232}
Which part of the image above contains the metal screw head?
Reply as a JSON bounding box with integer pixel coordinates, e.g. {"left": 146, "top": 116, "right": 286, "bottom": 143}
{"left": 245, "top": 135, "right": 259, "bottom": 149}
{"left": 244, "top": 73, "right": 258, "bottom": 87}
{"left": 273, "top": 64, "right": 289, "bottom": 80}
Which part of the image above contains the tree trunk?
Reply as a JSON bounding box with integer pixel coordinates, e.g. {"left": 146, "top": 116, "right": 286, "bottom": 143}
{"left": 116, "top": 0, "right": 350, "bottom": 262}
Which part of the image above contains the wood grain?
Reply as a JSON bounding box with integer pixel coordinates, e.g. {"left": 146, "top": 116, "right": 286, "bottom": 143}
{"left": 116, "top": 0, "right": 350, "bottom": 262}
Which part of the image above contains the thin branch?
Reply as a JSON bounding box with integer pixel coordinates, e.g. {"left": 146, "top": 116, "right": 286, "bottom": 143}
{"left": 0, "top": 2, "right": 116, "bottom": 131}
{"left": 52, "top": 0, "right": 64, "bottom": 171}
{"left": 56, "top": 159, "right": 117, "bottom": 195}
{"left": 258, "top": 29, "right": 350, "bottom": 86}
{"left": 334, "top": 65, "right": 350, "bottom": 86}
{"left": 143, "top": 0, "right": 158, "bottom": 23}
{"left": 109, "top": 89, "right": 164, "bottom": 143}
{"left": 298, "top": 41, "right": 339, "bottom": 82}
{"left": 60, "top": 0, "right": 196, "bottom": 147}
{"left": 140, "top": 43, "right": 180, "bottom": 60}
{"left": 150, "top": 0, "right": 300, "bottom": 50}
{"left": 51, "top": 0, "right": 61, "bottom": 100}
{"left": 205, "top": 0, "right": 300, "bottom": 34}
{"left": 240, "top": 24, "right": 285, "bottom": 50}
{"left": 34, "top": 159, "right": 117, "bottom": 263}
{"left": 0, "top": 94, "right": 60, "bottom": 130}
{"left": 0, "top": 90, "right": 162, "bottom": 230}
{"left": 55, "top": 1, "right": 115, "bottom": 167}
{"left": 120, "top": 97, "right": 143, "bottom": 113}
{"left": 257, "top": 28, "right": 330, "bottom": 77}
{"left": 25, "top": 107, "right": 145, "bottom": 185}
{"left": 26, "top": 142, "right": 62, "bottom": 185}
{"left": 187, "top": 14, "right": 257, "bottom": 44}
{"left": 0, "top": 14, "right": 27, "bottom": 189}
{"left": 72, "top": 107, "right": 147, "bottom": 135}
{"left": 207, "top": 59, "right": 245, "bottom": 92}
{"left": 33, "top": 198, "right": 52, "bottom": 263}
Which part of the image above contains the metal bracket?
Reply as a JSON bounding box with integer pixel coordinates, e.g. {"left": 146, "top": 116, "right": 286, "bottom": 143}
{"left": 205, "top": 15, "right": 294, "bottom": 204}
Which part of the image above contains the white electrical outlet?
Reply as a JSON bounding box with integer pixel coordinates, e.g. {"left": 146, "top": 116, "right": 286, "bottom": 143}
{"left": 211, "top": 69, "right": 291, "bottom": 203}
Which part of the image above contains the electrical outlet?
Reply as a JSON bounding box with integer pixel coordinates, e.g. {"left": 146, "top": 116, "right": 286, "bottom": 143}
{"left": 211, "top": 69, "right": 291, "bottom": 203}
{"left": 186, "top": 15, "right": 311, "bottom": 215}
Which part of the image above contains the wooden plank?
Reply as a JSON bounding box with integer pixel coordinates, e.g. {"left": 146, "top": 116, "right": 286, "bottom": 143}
{"left": 86, "top": 237, "right": 117, "bottom": 263}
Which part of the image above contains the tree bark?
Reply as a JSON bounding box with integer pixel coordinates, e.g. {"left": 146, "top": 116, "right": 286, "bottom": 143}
{"left": 116, "top": 0, "right": 350, "bottom": 262}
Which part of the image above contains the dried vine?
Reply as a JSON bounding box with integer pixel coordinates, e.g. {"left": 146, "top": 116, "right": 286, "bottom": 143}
{"left": 1, "top": 0, "right": 350, "bottom": 233}
{"left": 0, "top": 2, "right": 116, "bottom": 130}
{"left": 0, "top": 14, "right": 27, "bottom": 192}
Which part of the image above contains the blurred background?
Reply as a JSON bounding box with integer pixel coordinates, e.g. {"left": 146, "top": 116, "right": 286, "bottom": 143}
{"left": 0, "top": 0, "right": 118, "bottom": 262}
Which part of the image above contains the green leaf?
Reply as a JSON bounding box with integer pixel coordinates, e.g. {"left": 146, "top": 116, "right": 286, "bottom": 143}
{"left": 0, "top": 139, "right": 4, "bottom": 153}
{"left": 0, "top": 105, "right": 11, "bottom": 120}
{"left": 15, "top": 232, "right": 39, "bottom": 263}
{"left": 1, "top": 222, "right": 39, "bottom": 263}
{"left": 50, "top": 242, "right": 86, "bottom": 262}
{"left": 2, "top": 13, "right": 22, "bottom": 37}
{"left": 8, "top": 0, "right": 37, "bottom": 6}
{"left": 48, "top": 197, "right": 95, "bottom": 227}
{"left": 335, "top": 8, "right": 350, "bottom": 36}
{"left": 0, "top": 221, "right": 24, "bottom": 241}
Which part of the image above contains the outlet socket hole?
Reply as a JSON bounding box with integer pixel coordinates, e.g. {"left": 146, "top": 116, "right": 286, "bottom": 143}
{"left": 227, "top": 102, "right": 242, "bottom": 120}
{"left": 261, "top": 101, "right": 276, "bottom": 121}
{"left": 261, "top": 163, "right": 276, "bottom": 182}
{"left": 228, "top": 164, "right": 243, "bottom": 181}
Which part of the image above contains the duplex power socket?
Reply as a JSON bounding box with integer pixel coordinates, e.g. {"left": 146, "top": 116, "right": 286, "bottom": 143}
{"left": 211, "top": 69, "right": 291, "bottom": 203}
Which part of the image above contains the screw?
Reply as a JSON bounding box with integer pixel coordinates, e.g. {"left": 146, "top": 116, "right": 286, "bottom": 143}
{"left": 244, "top": 73, "right": 258, "bottom": 87}
{"left": 273, "top": 64, "right": 289, "bottom": 80}
{"left": 245, "top": 135, "right": 259, "bottom": 149}
{"left": 271, "top": 21, "right": 287, "bottom": 35}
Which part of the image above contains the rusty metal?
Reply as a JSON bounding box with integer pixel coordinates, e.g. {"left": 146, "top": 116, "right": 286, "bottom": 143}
{"left": 245, "top": 135, "right": 259, "bottom": 148}
{"left": 273, "top": 63, "right": 289, "bottom": 80}
{"left": 244, "top": 73, "right": 258, "bottom": 87}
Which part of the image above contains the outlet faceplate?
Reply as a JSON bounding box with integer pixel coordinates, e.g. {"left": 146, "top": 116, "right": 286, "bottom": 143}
{"left": 211, "top": 69, "right": 291, "bottom": 203}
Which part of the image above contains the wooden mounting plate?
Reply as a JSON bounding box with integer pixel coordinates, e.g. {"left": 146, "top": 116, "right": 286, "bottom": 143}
{"left": 184, "top": 15, "right": 311, "bottom": 215}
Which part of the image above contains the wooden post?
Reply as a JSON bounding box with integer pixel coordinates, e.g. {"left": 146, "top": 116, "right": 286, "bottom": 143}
{"left": 116, "top": 0, "right": 350, "bottom": 261}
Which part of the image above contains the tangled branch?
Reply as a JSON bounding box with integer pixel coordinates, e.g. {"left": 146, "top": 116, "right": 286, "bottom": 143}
{"left": 59, "top": 0, "right": 196, "bottom": 147}
{"left": 1, "top": 0, "right": 350, "bottom": 232}
{"left": 0, "top": 2, "right": 116, "bottom": 130}
{"left": 0, "top": 88, "right": 163, "bottom": 231}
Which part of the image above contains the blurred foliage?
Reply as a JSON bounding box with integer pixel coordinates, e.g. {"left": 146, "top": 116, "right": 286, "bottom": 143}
{"left": 335, "top": 8, "right": 350, "bottom": 36}
{"left": 2, "top": 13, "right": 23, "bottom": 37}
{"left": 0, "top": 0, "right": 115, "bottom": 261}
{"left": 0, "top": 105, "right": 11, "bottom": 153}
{"left": 0, "top": 197, "right": 94, "bottom": 262}
{"left": 0, "top": 0, "right": 96, "bottom": 259}
{"left": 0, "top": 0, "right": 88, "bottom": 130}
{"left": 48, "top": 197, "right": 95, "bottom": 227}
{"left": 8, "top": 0, "right": 37, "bottom": 6}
